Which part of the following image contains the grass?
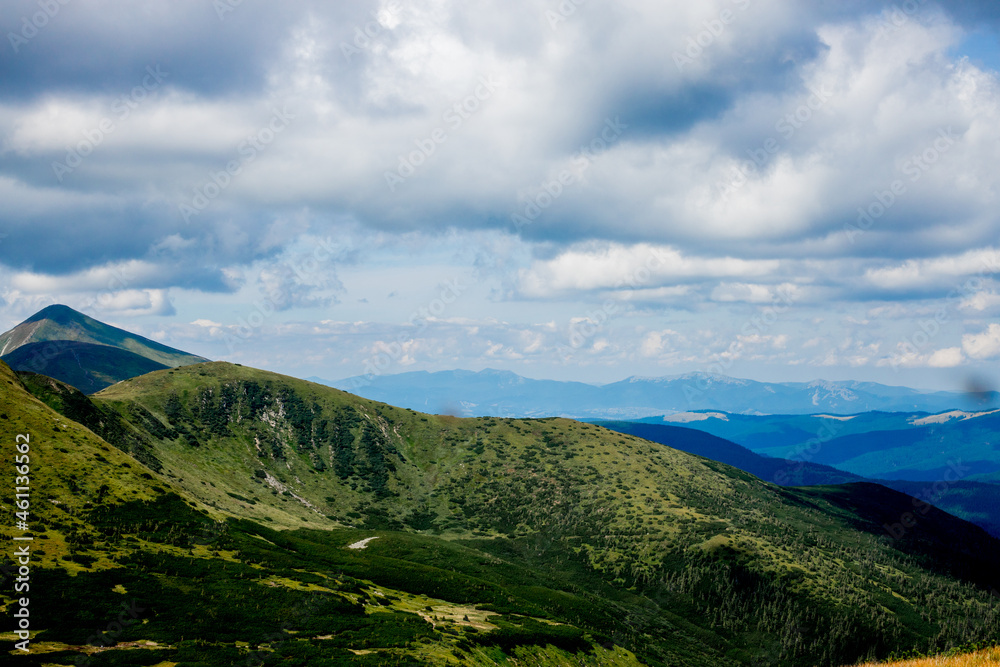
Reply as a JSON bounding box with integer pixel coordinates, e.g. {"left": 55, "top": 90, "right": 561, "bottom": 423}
{"left": 850, "top": 646, "right": 1000, "bottom": 666}
{"left": 6, "top": 359, "right": 1000, "bottom": 666}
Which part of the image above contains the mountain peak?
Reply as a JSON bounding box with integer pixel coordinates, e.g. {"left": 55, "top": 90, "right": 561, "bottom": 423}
{"left": 24, "top": 303, "right": 89, "bottom": 324}
{"left": 0, "top": 304, "right": 208, "bottom": 393}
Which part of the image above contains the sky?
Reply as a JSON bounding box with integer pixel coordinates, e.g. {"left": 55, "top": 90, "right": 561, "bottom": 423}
{"left": 1, "top": 0, "right": 1000, "bottom": 390}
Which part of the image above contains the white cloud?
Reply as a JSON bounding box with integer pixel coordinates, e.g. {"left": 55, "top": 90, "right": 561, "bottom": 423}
{"left": 82, "top": 289, "right": 175, "bottom": 317}
{"left": 863, "top": 248, "right": 1000, "bottom": 291}
{"left": 11, "top": 261, "right": 167, "bottom": 294}
{"left": 516, "top": 243, "right": 779, "bottom": 297}
{"left": 963, "top": 324, "right": 1000, "bottom": 360}
{"left": 927, "top": 346, "right": 964, "bottom": 367}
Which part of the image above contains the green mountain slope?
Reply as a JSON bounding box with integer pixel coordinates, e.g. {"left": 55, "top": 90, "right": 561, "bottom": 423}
{"left": 0, "top": 304, "right": 208, "bottom": 393}
{"left": 0, "top": 360, "right": 178, "bottom": 572}
{"left": 84, "top": 362, "right": 1000, "bottom": 665}
{"left": 5, "top": 360, "right": 1000, "bottom": 666}
{"left": 596, "top": 420, "right": 866, "bottom": 486}
{"left": 597, "top": 420, "right": 1000, "bottom": 539}
{"left": 0, "top": 360, "right": 651, "bottom": 666}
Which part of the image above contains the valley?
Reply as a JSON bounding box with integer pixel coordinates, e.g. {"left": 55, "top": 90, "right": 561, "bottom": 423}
{"left": 3, "top": 356, "right": 1000, "bottom": 665}
{"left": 0, "top": 306, "right": 998, "bottom": 666}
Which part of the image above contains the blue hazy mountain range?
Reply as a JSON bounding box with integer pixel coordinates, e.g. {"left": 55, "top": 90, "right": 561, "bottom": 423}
{"left": 317, "top": 368, "right": 998, "bottom": 419}
{"left": 595, "top": 420, "right": 1000, "bottom": 539}
{"left": 632, "top": 408, "right": 1000, "bottom": 482}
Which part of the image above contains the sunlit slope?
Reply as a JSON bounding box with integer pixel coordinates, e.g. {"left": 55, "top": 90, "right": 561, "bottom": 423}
{"left": 0, "top": 360, "right": 181, "bottom": 570}
{"left": 2, "top": 359, "right": 652, "bottom": 665}
{"left": 84, "top": 361, "right": 1000, "bottom": 666}
{"left": 849, "top": 645, "right": 1000, "bottom": 666}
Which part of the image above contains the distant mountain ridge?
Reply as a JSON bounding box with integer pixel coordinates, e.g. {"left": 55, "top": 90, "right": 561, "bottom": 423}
{"left": 596, "top": 420, "right": 1000, "bottom": 539}
{"left": 319, "top": 368, "right": 997, "bottom": 418}
{"left": 638, "top": 409, "right": 1000, "bottom": 481}
{"left": 0, "top": 304, "right": 208, "bottom": 393}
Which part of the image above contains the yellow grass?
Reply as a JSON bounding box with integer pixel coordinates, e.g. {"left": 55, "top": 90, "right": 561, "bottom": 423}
{"left": 852, "top": 647, "right": 1000, "bottom": 666}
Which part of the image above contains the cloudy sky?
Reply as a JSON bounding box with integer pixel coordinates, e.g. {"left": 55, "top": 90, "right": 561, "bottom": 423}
{"left": 2, "top": 0, "right": 1000, "bottom": 389}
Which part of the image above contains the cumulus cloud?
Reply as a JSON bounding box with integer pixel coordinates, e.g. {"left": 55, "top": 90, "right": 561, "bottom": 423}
{"left": 516, "top": 243, "right": 780, "bottom": 297}
{"left": 963, "top": 323, "right": 1000, "bottom": 360}
{"left": 0, "top": 0, "right": 998, "bottom": 385}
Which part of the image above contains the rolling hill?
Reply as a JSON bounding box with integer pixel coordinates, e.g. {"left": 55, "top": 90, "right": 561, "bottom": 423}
{"left": 598, "top": 420, "right": 1000, "bottom": 539}
{"left": 320, "top": 369, "right": 997, "bottom": 419}
{"left": 5, "top": 359, "right": 1000, "bottom": 665}
{"left": 0, "top": 304, "right": 208, "bottom": 392}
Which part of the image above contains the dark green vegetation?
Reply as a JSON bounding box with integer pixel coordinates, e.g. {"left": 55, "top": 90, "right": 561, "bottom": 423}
{"left": 4, "top": 359, "right": 1000, "bottom": 666}
{"left": 0, "top": 304, "right": 208, "bottom": 392}
{"left": 598, "top": 420, "right": 1000, "bottom": 539}
{"left": 597, "top": 421, "right": 865, "bottom": 486}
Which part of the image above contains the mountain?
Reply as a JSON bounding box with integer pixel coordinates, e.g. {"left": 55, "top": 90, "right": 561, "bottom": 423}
{"left": 313, "top": 368, "right": 606, "bottom": 417}
{"left": 0, "top": 304, "right": 208, "bottom": 392}
{"left": 3, "top": 341, "right": 170, "bottom": 394}
{"left": 641, "top": 409, "right": 1000, "bottom": 481}
{"left": 321, "top": 369, "right": 997, "bottom": 418}
{"left": 597, "top": 421, "right": 867, "bottom": 487}
{"left": 596, "top": 420, "right": 1000, "bottom": 539}
{"left": 8, "top": 359, "right": 1000, "bottom": 665}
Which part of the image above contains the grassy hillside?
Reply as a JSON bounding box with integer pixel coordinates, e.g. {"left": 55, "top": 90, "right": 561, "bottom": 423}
{"left": 598, "top": 421, "right": 1000, "bottom": 539}
{"left": 597, "top": 421, "right": 865, "bottom": 486}
{"left": 0, "top": 360, "right": 650, "bottom": 665}
{"left": 0, "top": 361, "right": 178, "bottom": 572}
{"left": 849, "top": 645, "right": 1000, "bottom": 666}
{"left": 5, "top": 360, "right": 1000, "bottom": 665}
{"left": 86, "top": 362, "right": 1000, "bottom": 665}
